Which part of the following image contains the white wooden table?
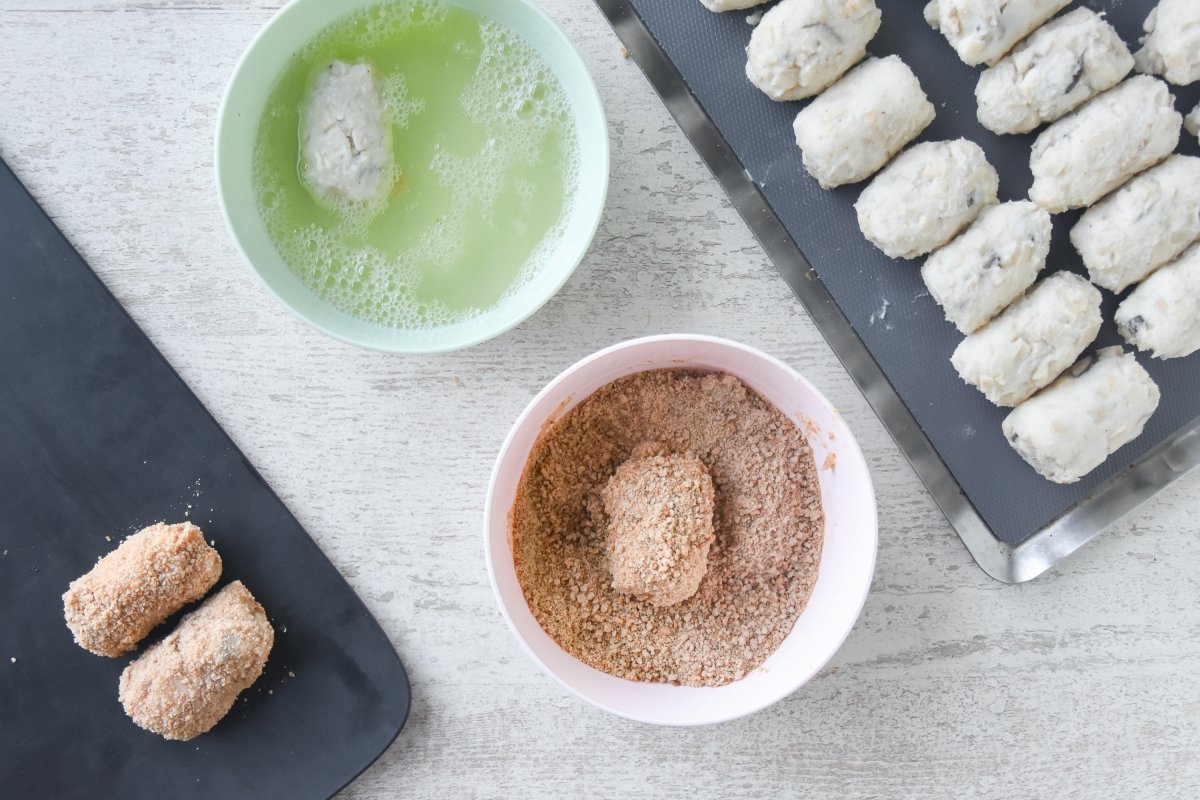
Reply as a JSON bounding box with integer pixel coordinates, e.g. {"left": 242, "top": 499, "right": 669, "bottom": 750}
{"left": 2, "top": 1, "right": 1198, "bottom": 797}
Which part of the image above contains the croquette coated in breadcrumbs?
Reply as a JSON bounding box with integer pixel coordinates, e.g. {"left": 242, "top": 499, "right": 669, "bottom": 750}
{"left": 63, "top": 522, "right": 222, "bottom": 657}
{"left": 119, "top": 581, "right": 274, "bottom": 741}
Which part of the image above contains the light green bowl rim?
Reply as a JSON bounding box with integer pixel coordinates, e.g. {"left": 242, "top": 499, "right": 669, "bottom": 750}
{"left": 214, "top": 0, "right": 609, "bottom": 353}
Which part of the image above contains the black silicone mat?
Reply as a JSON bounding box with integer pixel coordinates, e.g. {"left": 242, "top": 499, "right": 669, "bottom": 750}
{"left": 601, "top": 0, "right": 1200, "bottom": 547}
{"left": 0, "top": 158, "right": 410, "bottom": 799}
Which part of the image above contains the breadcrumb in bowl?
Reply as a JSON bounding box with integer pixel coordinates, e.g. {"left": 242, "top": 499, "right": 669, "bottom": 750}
{"left": 485, "top": 335, "right": 877, "bottom": 726}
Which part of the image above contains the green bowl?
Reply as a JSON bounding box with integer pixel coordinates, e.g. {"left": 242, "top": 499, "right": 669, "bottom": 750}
{"left": 215, "top": 0, "right": 608, "bottom": 353}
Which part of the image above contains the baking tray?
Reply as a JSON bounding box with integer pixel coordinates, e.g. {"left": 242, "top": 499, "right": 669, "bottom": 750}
{"left": 0, "top": 157, "right": 410, "bottom": 799}
{"left": 594, "top": 0, "right": 1200, "bottom": 582}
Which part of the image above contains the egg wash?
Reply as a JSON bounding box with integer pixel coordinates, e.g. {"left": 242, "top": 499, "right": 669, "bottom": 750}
{"left": 253, "top": 1, "right": 580, "bottom": 328}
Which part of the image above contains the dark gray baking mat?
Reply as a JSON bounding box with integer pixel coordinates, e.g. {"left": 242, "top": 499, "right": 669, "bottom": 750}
{"left": 600, "top": 0, "right": 1200, "bottom": 551}
{"left": 0, "top": 156, "right": 411, "bottom": 799}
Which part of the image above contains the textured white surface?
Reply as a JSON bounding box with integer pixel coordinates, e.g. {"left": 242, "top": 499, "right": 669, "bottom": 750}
{"left": 0, "top": 1, "right": 1197, "bottom": 797}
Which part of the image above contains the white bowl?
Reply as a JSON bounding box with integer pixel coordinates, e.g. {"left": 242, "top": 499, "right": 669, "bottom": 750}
{"left": 484, "top": 334, "right": 877, "bottom": 726}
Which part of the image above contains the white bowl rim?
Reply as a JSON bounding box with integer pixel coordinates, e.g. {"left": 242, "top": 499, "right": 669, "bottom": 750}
{"left": 213, "top": 0, "right": 610, "bottom": 354}
{"left": 483, "top": 333, "right": 879, "bottom": 726}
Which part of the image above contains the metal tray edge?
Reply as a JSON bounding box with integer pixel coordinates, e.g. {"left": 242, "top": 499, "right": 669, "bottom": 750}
{"left": 592, "top": 0, "right": 1200, "bottom": 583}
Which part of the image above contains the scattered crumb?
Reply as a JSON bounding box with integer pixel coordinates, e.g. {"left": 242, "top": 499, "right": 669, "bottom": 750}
{"left": 828, "top": 431, "right": 837, "bottom": 441}
{"left": 10, "top": 657, "right": 15, "bottom": 663}
{"left": 868, "top": 298, "right": 891, "bottom": 326}
{"left": 618, "top": 46, "right": 630, "bottom": 58}
{"left": 822, "top": 451, "right": 837, "bottom": 471}
{"left": 288, "top": 671, "right": 295, "bottom": 678}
